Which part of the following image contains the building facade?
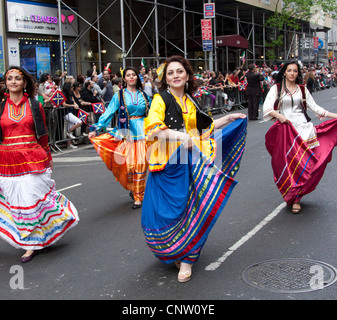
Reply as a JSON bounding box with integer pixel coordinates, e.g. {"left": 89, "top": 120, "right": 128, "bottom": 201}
{"left": 0, "top": 0, "right": 334, "bottom": 79}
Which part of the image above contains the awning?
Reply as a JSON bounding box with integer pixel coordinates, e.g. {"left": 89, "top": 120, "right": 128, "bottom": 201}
{"left": 216, "top": 35, "right": 248, "bottom": 49}
{"left": 187, "top": 34, "right": 248, "bottom": 49}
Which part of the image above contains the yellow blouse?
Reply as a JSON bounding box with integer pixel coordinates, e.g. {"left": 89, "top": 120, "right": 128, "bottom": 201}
{"left": 144, "top": 93, "right": 215, "bottom": 171}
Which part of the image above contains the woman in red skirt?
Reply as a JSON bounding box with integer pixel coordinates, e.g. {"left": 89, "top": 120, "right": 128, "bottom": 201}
{"left": 263, "top": 61, "right": 337, "bottom": 213}
{"left": 0, "top": 66, "right": 79, "bottom": 262}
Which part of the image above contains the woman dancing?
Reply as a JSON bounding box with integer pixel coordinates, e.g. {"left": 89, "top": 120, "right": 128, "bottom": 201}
{"left": 141, "top": 55, "right": 247, "bottom": 282}
{"left": 0, "top": 66, "right": 79, "bottom": 262}
{"left": 263, "top": 61, "right": 337, "bottom": 213}
{"left": 89, "top": 67, "right": 151, "bottom": 209}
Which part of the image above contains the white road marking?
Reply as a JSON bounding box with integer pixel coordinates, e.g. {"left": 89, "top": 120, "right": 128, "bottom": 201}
{"left": 205, "top": 202, "right": 287, "bottom": 271}
{"left": 53, "top": 157, "right": 101, "bottom": 162}
{"left": 56, "top": 183, "right": 82, "bottom": 192}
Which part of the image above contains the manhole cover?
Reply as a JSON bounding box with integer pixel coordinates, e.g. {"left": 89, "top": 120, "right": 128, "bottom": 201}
{"left": 242, "top": 258, "right": 337, "bottom": 293}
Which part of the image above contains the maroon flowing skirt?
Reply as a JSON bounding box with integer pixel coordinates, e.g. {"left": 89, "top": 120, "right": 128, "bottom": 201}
{"left": 265, "top": 119, "right": 337, "bottom": 205}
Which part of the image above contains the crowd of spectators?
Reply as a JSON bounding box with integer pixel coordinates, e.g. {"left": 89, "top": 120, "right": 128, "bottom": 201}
{"left": 192, "top": 62, "right": 337, "bottom": 113}
{"left": 1, "top": 59, "right": 337, "bottom": 150}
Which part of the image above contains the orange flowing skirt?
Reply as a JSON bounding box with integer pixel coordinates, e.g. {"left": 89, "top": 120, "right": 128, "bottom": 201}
{"left": 90, "top": 133, "right": 148, "bottom": 202}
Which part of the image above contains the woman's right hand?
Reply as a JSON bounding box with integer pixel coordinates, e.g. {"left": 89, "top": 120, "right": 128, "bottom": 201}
{"left": 181, "top": 133, "right": 193, "bottom": 150}
{"left": 88, "top": 131, "right": 96, "bottom": 139}
{"left": 277, "top": 114, "right": 289, "bottom": 123}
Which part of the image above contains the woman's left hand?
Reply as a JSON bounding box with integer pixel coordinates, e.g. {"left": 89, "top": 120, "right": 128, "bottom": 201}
{"left": 229, "top": 113, "right": 246, "bottom": 121}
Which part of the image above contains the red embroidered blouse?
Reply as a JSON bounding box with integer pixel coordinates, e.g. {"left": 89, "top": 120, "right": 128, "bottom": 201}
{"left": 0, "top": 96, "right": 52, "bottom": 177}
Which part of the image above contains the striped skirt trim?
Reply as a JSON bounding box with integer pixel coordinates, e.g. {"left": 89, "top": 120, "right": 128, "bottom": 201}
{"left": 0, "top": 169, "right": 79, "bottom": 250}
{"left": 142, "top": 118, "right": 247, "bottom": 264}
{"left": 265, "top": 119, "right": 337, "bottom": 205}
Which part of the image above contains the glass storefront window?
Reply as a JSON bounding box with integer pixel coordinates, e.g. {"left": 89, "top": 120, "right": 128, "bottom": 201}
{"left": 19, "top": 38, "right": 64, "bottom": 79}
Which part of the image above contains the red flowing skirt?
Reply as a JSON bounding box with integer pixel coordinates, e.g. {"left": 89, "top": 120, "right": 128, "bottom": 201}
{"left": 265, "top": 119, "right": 337, "bottom": 205}
{"left": 90, "top": 133, "right": 148, "bottom": 202}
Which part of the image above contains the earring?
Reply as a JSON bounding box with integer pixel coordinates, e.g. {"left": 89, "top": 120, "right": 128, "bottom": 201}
{"left": 185, "top": 82, "right": 189, "bottom": 91}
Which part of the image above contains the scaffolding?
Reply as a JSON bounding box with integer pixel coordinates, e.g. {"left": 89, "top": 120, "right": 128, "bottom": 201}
{"left": 56, "top": 0, "right": 329, "bottom": 74}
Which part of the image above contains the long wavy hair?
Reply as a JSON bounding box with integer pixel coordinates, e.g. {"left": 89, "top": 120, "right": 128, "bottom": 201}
{"left": 122, "top": 66, "right": 142, "bottom": 90}
{"left": 158, "top": 55, "right": 197, "bottom": 95}
{"left": 4, "top": 66, "right": 36, "bottom": 99}
{"left": 276, "top": 61, "right": 303, "bottom": 85}
{"left": 275, "top": 61, "right": 303, "bottom": 108}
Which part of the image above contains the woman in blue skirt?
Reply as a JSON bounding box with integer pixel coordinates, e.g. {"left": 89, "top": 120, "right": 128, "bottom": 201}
{"left": 141, "top": 56, "right": 247, "bottom": 282}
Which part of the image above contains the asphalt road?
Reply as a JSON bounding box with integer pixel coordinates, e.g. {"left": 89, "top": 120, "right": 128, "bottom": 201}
{"left": 2, "top": 87, "right": 337, "bottom": 305}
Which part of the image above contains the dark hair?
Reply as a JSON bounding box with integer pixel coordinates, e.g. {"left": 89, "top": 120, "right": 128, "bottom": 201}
{"left": 275, "top": 61, "right": 303, "bottom": 108}
{"left": 113, "top": 77, "right": 122, "bottom": 85}
{"left": 276, "top": 61, "right": 303, "bottom": 84}
{"left": 248, "top": 63, "right": 256, "bottom": 71}
{"left": 52, "top": 75, "right": 61, "bottom": 86}
{"left": 122, "top": 66, "right": 142, "bottom": 90}
{"left": 158, "top": 55, "right": 197, "bottom": 95}
{"left": 40, "top": 73, "right": 49, "bottom": 83}
{"left": 84, "top": 80, "right": 91, "bottom": 88}
{"left": 4, "top": 65, "right": 36, "bottom": 99}
{"left": 62, "top": 82, "right": 73, "bottom": 104}
{"left": 77, "top": 74, "right": 85, "bottom": 84}
{"left": 73, "top": 82, "right": 82, "bottom": 90}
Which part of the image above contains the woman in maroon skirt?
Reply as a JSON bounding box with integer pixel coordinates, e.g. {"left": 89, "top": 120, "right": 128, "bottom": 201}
{"left": 263, "top": 61, "right": 337, "bottom": 213}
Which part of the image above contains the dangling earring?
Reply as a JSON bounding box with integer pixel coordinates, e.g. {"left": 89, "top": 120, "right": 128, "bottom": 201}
{"left": 167, "top": 84, "right": 171, "bottom": 93}
{"left": 185, "top": 82, "right": 189, "bottom": 91}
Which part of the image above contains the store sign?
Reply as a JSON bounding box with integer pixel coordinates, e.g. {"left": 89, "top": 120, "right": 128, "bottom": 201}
{"left": 204, "top": 3, "right": 215, "bottom": 18}
{"left": 36, "top": 47, "right": 51, "bottom": 78}
{"left": 6, "top": 0, "right": 78, "bottom": 37}
{"left": 313, "top": 36, "right": 319, "bottom": 48}
{"left": 201, "top": 19, "right": 213, "bottom": 51}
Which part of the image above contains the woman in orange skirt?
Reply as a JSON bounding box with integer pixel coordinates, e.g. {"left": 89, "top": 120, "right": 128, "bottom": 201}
{"left": 89, "top": 67, "right": 151, "bottom": 209}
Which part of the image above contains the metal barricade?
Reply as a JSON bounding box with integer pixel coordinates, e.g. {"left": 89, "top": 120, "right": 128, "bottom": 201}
{"left": 43, "top": 105, "right": 90, "bottom": 153}
{"left": 43, "top": 100, "right": 115, "bottom": 153}
{"left": 202, "top": 86, "right": 247, "bottom": 115}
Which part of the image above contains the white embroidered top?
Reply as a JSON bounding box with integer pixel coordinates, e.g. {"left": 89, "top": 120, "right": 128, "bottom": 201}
{"left": 263, "top": 84, "right": 328, "bottom": 148}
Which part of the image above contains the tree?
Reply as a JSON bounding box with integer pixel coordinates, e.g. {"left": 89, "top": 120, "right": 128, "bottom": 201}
{"left": 265, "top": 0, "right": 337, "bottom": 62}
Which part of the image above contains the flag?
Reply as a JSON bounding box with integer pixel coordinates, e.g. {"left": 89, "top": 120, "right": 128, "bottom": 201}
{"left": 240, "top": 51, "right": 246, "bottom": 63}
{"left": 238, "top": 79, "right": 248, "bottom": 91}
{"left": 50, "top": 90, "right": 66, "bottom": 107}
{"left": 78, "top": 109, "right": 89, "bottom": 124}
{"left": 92, "top": 102, "right": 105, "bottom": 114}
{"left": 156, "top": 62, "right": 166, "bottom": 81}
{"left": 141, "top": 58, "right": 147, "bottom": 68}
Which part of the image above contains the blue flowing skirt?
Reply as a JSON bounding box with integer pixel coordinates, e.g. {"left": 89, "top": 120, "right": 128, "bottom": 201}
{"left": 141, "top": 118, "right": 247, "bottom": 264}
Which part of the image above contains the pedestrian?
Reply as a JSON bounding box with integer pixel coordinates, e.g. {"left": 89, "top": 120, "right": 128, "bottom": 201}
{"left": 0, "top": 66, "right": 79, "bottom": 262}
{"left": 61, "top": 82, "right": 83, "bottom": 149}
{"left": 98, "top": 69, "right": 113, "bottom": 103}
{"left": 245, "top": 63, "right": 264, "bottom": 120}
{"left": 141, "top": 55, "right": 247, "bottom": 283}
{"left": 138, "top": 66, "right": 146, "bottom": 83}
{"left": 80, "top": 80, "right": 102, "bottom": 123}
{"left": 112, "top": 77, "right": 122, "bottom": 95}
{"left": 89, "top": 66, "right": 151, "bottom": 209}
{"left": 263, "top": 61, "right": 337, "bottom": 214}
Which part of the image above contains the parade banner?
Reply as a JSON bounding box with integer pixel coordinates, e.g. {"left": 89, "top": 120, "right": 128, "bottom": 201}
{"left": 50, "top": 90, "right": 66, "bottom": 107}
{"left": 92, "top": 102, "right": 105, "bottom": 114}
{"left": 78, "top": 109, "right": 89, "bottom": 124}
